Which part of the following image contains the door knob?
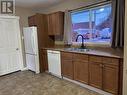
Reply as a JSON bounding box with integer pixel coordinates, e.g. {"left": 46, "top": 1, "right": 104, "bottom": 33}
{"left": 16, "top": 48, "right": 19, "bottom": 50}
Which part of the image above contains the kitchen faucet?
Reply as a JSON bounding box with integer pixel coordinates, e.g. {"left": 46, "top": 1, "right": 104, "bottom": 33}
{"left": 76, "top": 34, "right": 86, "bottom": 49}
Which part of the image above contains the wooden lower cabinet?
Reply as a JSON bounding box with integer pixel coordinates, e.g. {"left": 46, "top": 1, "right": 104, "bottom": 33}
{"left": 61, "top": 52, "right": 74, "bottom": 79}
{"left": 103, "top": 64, "right": 119, "bottom": 95}
{"left": 74, "top": 61, "right": 89, "bottom": 84}
{"left": 61, "top": 59, "right": 74, "bottom": 79}
{"left": 89, "top": 62, "right": 103, "bottom": 89}
{"left": 61, "top": 52, "right": 122, "bottom": 95}
{"left": 39, "top": 49, "right": 48, "bottom": 72}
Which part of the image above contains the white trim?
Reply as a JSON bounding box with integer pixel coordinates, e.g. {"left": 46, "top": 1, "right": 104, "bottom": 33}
{"left": 72, "top": 42, "right": 111, "bottom": 47}
{"left": 63, "top": 77, "right": 113, "bottom": 95}
{"left": 21, "top": 67, "right": 28, "bottom": 71}
{"left": 16, "top": 17, "right": 24, "bottom": 71}
{"left": 0, "top": 15, "right": 19, "bottom": 19}
{"left": 123, "top": 0, "right": 127, "bottom": 95}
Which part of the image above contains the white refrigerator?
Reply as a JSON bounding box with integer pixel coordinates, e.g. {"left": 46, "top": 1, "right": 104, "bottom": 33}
{"left": 23, "top": 27, "right": 40, "bottom": 74}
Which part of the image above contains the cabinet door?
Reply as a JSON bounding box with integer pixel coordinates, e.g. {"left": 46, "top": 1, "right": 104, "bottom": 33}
{"left": 47, "top": 14, "right": 54, "bottom": 35}
{"left": 28, "top": 16, "right": 36, "bottom": 26}
{"left": 89, "top": 62, "right": 103, "bottom": 89}
{"left": 103, "top": 65, "right": 119, "bottom": 94}
{"left": 39, "top": 49, "right": 48, "bottom": 72}
{"left": 61, "top": 59, "right": 74, "bottom": 79}
{"left": 47, "top": 12, "right": 64, "bottom": 35}
{"left": 74, "top": 61, "right": 88, "bottom": 84}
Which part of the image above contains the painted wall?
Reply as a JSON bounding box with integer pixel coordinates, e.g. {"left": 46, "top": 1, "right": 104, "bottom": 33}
{"left": 123, "top": 0, "right": 127, "bottom": 95}
{"left": 15, "top": 7, "right": 35, "bottom": 67}
{"left": 39, "top": 0, "right": 103, "bottom": 14}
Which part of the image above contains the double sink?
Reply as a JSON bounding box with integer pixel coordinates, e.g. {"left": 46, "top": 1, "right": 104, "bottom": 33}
{"left": 64, "top": 47, "right": 91, "bottom": 52}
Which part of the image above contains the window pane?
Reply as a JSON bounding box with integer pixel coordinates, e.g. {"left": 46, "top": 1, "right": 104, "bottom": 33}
{"left": 71, "top": 4, "right": 112, "bottom": 44}
{"left": 71, "top": 10, "right": 90, "bottom": 42}
{"left": 90, "top": 4, "right": 112, "bottom": 43}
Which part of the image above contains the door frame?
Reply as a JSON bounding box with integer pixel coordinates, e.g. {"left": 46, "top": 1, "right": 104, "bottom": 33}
{"left": 123, "top": 1, "right": 127, "bottom": 95}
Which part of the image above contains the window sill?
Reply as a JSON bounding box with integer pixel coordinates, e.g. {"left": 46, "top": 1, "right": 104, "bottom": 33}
{"left": 72, "top": 42, "right": 111, "bottom": 47}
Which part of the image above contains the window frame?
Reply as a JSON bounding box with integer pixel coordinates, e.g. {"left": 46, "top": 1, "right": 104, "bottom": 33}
{"left": 71, "top": 1, "right": 112, "bottom": 46}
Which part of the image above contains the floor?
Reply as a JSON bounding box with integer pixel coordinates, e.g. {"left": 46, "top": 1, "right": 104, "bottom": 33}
{"left": 0, "top": 71, "right": 101, "bottom": 95}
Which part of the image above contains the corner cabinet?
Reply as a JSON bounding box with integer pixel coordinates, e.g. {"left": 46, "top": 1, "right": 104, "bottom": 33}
{"left": 47, "top": 11, "right": 64, "bottom": 36}
{"left": 60, "top": 51, "right": 123, "bottom": 95}
{"left": 102, "top": 57, "right": 119, "bottom": 95}
{"left": 28, "top": 14, "right": 55, "bottom": 72}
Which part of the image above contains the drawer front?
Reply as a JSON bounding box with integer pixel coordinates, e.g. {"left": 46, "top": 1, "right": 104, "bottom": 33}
{"left": 102, "top": 57, "right": 119, "bottom": 66}
{"left": 73, "top": 53, "right": 88, "bottom": 62}
{"left": 61, "top": 52, "right": 73, "bottom": 60}
{"left": 89, "top": 56, "right": 103, "bottom": 63}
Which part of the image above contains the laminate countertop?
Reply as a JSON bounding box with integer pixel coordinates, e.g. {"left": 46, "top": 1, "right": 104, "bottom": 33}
{"left": 42, "top": 47, "right": 123, "bottom": 59}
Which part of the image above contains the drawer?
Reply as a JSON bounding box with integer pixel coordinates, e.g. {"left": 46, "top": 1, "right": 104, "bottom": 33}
{"left": 102, "top": 57, "right": 119, "bottom": 66}
{"left": 89, "top": 56, "right": 102, "bottom": 63}
{"left": 73, "top": 53, "right": 88, "bottom": 62}
{"left": 61, "top": 52, "right": 73, "bottom": 60}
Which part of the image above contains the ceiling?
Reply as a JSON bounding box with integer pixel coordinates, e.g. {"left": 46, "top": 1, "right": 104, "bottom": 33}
{"left": 15, "top": 0, "right": 65, "bottom": 10}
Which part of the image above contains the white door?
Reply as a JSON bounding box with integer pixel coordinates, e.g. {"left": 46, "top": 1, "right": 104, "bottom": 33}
{"left": 0, "top": 17, "right": 23, "bottom": 76}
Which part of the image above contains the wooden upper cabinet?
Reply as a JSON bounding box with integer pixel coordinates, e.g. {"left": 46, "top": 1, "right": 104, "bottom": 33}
{"left": 47, "top": 11, "right": 64, "bottom": 36}
{"left": 61, "top": 52, "right": 74, "bottom": 79}
{"left": 28, "top": 15, "right": 36, "bottom": 26}
{"left": 28, "top": 14, "right": 54, "bottom": 48}
{"left": 28, "top": 14, "right": 55, "bottom": 72}
{"left": 89, "top": 56, "right": 103, "bottom": 89}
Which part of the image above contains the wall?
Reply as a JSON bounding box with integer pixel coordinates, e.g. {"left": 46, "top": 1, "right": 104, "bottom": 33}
{"left": 123, "top": 0, "right": 127, "bottom": 95}
{"left": 15, "top": 7, "right": 35, "bottom": 67}
{"left": 39, "top": 0, "right": 103, "bottom": 14}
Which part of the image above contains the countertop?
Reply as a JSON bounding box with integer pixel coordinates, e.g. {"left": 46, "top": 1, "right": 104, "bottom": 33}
{"left": 42, "top": 47, "right": 123, "bottom": 59}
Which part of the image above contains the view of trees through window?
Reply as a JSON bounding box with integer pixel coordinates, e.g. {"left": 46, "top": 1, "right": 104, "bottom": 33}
{"left": 71, "top": 4, "right": 112, "bottom": 44}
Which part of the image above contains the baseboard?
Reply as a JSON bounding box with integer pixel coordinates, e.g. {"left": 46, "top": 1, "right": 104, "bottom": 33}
{"left": 63, "top": 77, "right": 113, "bottom": 95}
{"left": 21, "top": 67, "right": 28, "bottom": 71}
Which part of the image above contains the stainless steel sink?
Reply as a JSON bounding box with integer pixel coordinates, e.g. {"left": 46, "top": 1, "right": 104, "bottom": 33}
{"left": 64, "top": 48, "right": 90, "bottom": 52}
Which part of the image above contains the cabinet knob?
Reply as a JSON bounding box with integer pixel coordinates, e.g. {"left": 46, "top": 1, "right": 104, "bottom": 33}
{"left": 100, "top": 64, "right": 104, "bottom": 68}
{"left": 100, "top": 64, "right": 105, "bottom": 68}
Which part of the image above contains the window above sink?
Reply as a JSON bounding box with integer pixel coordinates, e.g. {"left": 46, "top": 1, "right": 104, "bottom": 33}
{"left": 71, "top": 2, "right": 112, "bottom": 46}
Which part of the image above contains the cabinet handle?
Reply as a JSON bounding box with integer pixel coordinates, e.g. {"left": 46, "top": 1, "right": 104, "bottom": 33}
{"left": 99, "top": 64, "right": 103, "bottom": 68}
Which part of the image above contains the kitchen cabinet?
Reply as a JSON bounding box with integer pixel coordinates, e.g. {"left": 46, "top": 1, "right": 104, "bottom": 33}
{"left": 73, "top": 54, "right": 89, "bottom": 84}
{"left": 28, "top": 13, "right": 54, "bottom": 48}
{"left": 60, "top": 51, "right": 122, "bottom": 95}
{"left": 102, "top": 57, "right": 119, "bottom": 95}
{"left": 28, "top": 14, "right": 55, "bottom": 72}
{"left": 39, "top": 49, "right": 48, "bottom": 72}
{"left": 28, "top": 15, "right": 36, "bottom": 26}
{"left": 61, "top": 52, "right": 74, "bottom": 79}
{"left": 47, "top": 11, "right": 64, "bottom": 36}
{"left": 89, "top": 56, "right": 103, "bottom": 89}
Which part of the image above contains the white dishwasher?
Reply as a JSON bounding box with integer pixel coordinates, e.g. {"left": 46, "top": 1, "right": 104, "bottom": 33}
{"left": 47, "top": 50, "right": 61, "bottom": 78}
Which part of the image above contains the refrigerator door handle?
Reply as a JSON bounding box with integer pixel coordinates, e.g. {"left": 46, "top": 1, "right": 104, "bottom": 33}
{"left": 31, "top": 33, "right": 36, "bottom": 54}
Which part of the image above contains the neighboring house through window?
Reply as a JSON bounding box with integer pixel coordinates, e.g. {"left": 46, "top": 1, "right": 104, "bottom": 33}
{"left": 71, "top": 2, "right": 112, "bottom": 45}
